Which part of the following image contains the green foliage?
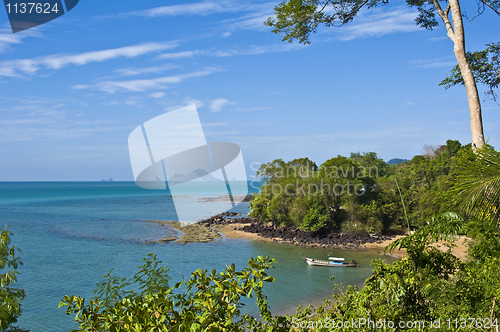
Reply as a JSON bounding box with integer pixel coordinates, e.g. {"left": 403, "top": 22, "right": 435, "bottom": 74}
{"left": 0, "top": 228, "right": 27, "bottom": 332}
{"left": 441, "top": 42, "right": 500, "bottom": 104}
{"left": 302, "top": 206, "right": 328, "bottom": 232}
{"left": 250, "top": 142, "right": 473, "bottom": 233}
{"left": 450, "top": 147, "right": 500, "bottom": 224}
{"left": 250, "top": 153, "right": 385, "bottom": 232}
{"left": 60, "top": 254, "right": 289, "bottom": 332}
{"left": 385, "top": 140, "right": 472, "bottom": 229}
{"left": 264, "top": 0, "right": 455, "bottom": 45}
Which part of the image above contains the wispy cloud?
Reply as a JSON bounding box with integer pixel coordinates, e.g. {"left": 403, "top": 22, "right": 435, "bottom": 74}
{"left": 157, "top": 51, "right": 201, "bottom": 60}
{"left": 210, "top": 98, "right": 232, "bottom": 112}
{"left": 407, "top": 58, "right": 457, "bottom": 68}
{"left": 155, "top": 43, "right": 304, "bottom": 61}
{"left": 72, "top": 69, "right": 217, "bottom": 93}
{"left": 111, "top": 1, "right": 274, "bottom": 34}
{"left": 0, "top": 27, "right": 41, "bottom": 53}
{"left": 0, "top": 100, "right": 120, "bottom": 142}
{"left": 0, "top": 42, "right": 177, "bottom": 77}
{"left": 217, "top": 2, "right": 275, "bottom": 32}
{"left": 0, "top": 121, "right": 121, "bottom": 142}
{"left": 336, "top": 7, "right": 420, "bottom": 40}
{"left": 203, "top": 122, "right": 229, "bottom": 127}
{"left": 428, "top": 36, "right": 448, "bottom": 42}
{"left": 163, "top": 98, "right": 206, "bottom": 111}
{"left": 235, "top": 106, "right": 272, "bottom": 112}
{"left": 150, "top": 92, "right": 166, "bottom": 98}
{"left": 114, "top": 64, "right": 177, "bottom": 76}
{"left": 126, "top": 1, "right": 253, "bottom": 18}
{"left": 211, "top": 43, "right": 305, "bottom": 57}
{"left": 416, "top": 61, "right": 456, "bottom": 68}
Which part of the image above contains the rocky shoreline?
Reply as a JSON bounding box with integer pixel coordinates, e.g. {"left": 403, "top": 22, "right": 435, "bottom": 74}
{"left": 144, "top": 220, "right": 223, "bottom": 244}
{"left": 203, "top": 216, "right": 395, "bottom": 250}
{"left": 145, "top": 213, "right": 397, "bottom": 250}
{"left": 142, "top": 214, "right": 472, "bottom": 261}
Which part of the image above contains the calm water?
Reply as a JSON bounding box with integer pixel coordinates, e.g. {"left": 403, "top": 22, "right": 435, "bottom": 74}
{"left": 0, "top": 182, "right": 394, "bottom": 331}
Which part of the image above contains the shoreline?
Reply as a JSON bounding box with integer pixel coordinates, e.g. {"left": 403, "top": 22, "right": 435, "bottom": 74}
{"left": 144, "top": 215, "right": 409, "bottom": 259}
{"left": 144, "top": 215, "right": 469, "bottom": 261}
{"left": 215, "top": 222, "right": 469, "bottom": 261}
{"left": 214, "top": 222, "right": 408, "bottom": 258}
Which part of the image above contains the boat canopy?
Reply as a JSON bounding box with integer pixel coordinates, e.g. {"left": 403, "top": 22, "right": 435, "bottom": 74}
{"left": 328, "top": 257, "right": 345, "bottom": 261}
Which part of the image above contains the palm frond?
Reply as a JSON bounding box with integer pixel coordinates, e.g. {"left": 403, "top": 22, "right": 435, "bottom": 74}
{"left": 451, "top": 148, "right": 500, "bottom": 223}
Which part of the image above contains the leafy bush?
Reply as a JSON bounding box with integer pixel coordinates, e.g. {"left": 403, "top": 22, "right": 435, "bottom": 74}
{"left": 0, "top": 228, "right": 27, "bottom": 332}
{"left": 60, "top": 255, "right": 289, "bottom": 332}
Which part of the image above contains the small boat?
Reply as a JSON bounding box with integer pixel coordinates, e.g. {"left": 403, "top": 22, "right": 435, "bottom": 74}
{"left": 301, "top": 253, "right": 357, "bottom": 267}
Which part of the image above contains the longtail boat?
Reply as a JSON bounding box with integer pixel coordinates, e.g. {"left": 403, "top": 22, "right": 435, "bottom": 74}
{"left": 300, "top": 253, "right": 357, "bottom": 267}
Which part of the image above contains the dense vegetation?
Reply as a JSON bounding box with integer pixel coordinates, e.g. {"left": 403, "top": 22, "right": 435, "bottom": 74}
{"left": 290, "top": 147, "right": 500, "bottom": 331}
{"left": 249, "top": 140, "right": 475, "bottom": 235}
{"left": 2, "top": 143, "right": 499, "bottom": 331}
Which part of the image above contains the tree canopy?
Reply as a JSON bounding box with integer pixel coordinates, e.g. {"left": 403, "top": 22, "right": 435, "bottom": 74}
{"left": 441, "top": 42, "right": 500, "bottom": 104}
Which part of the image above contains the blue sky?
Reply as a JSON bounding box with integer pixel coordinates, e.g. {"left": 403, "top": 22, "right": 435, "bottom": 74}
{"left": 0, "top": 0, "right": 499, "bottom": 181}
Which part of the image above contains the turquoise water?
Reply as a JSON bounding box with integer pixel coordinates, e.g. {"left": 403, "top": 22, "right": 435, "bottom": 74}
{"left": 0, "top": 182, "right": 393, "bottom": 331}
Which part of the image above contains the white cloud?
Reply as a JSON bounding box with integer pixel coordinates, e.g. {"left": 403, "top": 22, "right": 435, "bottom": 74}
{"left": 211, "top": 43, "right": 305, "bottom": 57}
{"left": 0, "top": 42, "right": 177, "bottom": 77}
{"left": 185, "top": 98, "right": 205, "bottom": 109}
{"left": 164, "top": 98, "right": 206, "bottom": 111}
{"left": 210, "top": 98, "right": 235, "bottom": 112}
{"left": 150, "top": 92, "right": 166, "bottom": 98}
{"left": 0, "top": 28, "right": 41, "bottom": 53}
{"left": 416, "top": 61, "right": 457, "bottom": 69}
{"left": 203, "top": 122, "right": 229, "bottom": 127}
{"left": 125, "top": 97, "right": 143, "bottom": 106}
{"left": 218, "top": 2, "right": 275, "bottom": 32}
{"left": 72, "top": 70, "right": 216, "bottom": 93}
{"left": 114, "top": 64, "right": 177, "bottom": 76}
{"left": 157, "top": 51, "right": 201, "bottom": 60}
{"left": 0, "top": 100, "right": 120, "bottom": 142}
{"left": 128, "top": 1, "right": 252, "bottom": 17}
{"left": 428, "top": 36, "right": 448, "bottom": 42}
{"left": 336, "top": 8, "right": 420, "bottom": 40}
{"left": 407, "top": 58, "right": 457, "bottom": 68}
{"left": 235, "top": 106, "right": 272, "bottom": 112}
{"left": 116, "top": 1, "right": 274, "bottom": 34}
{"left": 228, "top": 14, "right": 271, "bottom": 31}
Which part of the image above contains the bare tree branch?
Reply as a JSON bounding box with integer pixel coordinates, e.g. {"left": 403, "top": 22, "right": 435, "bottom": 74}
{"left": 479, "top": 0, "right": 500, "bottom": 15}
{"left": 318, "top": 0, "right": 332, "bottom": 14}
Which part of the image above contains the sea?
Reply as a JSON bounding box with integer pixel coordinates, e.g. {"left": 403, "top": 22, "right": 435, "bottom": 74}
{"left": 0, "top": 182, "right": 394, "bottom": 331}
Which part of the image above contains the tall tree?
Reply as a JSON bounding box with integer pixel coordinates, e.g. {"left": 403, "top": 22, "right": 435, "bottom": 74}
{"left": 265, "top": 0, "right": 499, "bottom": 149}
{"left": 441, "top": 42, "right": 500, "bottom": 105}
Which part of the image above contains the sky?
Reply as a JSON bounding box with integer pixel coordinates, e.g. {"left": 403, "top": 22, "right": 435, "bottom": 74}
{"left": 0, "top": 0, "right": 499, "bottom": 181}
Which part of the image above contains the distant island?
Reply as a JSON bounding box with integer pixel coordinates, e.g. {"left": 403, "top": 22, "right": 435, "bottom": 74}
{"left": 169, "top": 169, "right": 222, "bottom": 182}
{"left": 386, "top": 158, "right": 409, "bottom": 165}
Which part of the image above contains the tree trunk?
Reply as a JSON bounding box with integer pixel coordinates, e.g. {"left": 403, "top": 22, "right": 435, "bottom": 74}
{"left": 449, "top": 0, "right": 485, "bottom": 149}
